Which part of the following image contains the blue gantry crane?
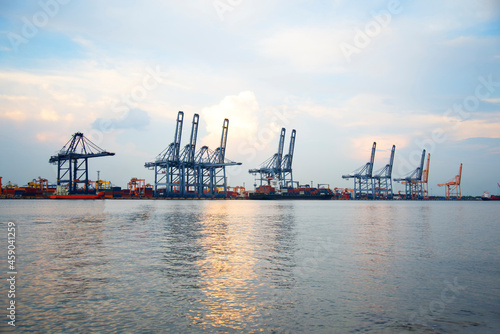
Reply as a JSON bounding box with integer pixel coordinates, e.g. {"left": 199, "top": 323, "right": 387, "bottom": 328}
{"left": 342, "top": 142, "right": 376, "bottom": 199}
{"left": 394, "top": 149, "right": 426, "bottom": 199}
{"left": 49, "top": 132, "right": 115, "bottom": 194}
{"left": 281, "top": 129, "right": 296, "bottom": 187}
{"left": 145, "top": 111, "right": 185, "bottom": 195}
{"left": 372, "top": 145, "right": 396, "bottom": 199}
{"left": 145, "top": 111, "right": 240, "bottom": 197}
{"left": 194, "top": 118, "right": 239, "bottom": 197}
{"left": 249, "top": 128, "right": 296, "bottom": 188}
{"left": 179, "top": 113, "right": 199, "bottom": 195}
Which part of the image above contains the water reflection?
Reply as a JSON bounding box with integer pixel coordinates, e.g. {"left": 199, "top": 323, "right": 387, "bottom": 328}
{"left": 155, "top": 201, "right": 299, "bottom": 331}
{"left": 348, "top": 203, "right": 402, "bottom": 328}
{"left": 193, "top": 203, "right": 255, "bottom": 330}
{"left": 251, "top": 202, "right": 299, "bottom": 331}
{"left": 160, "top": 205, "right": 206, "bottom": 292}
{"left": 413, "top": 204, "right": 434, "bottom": 259}
{"left": 51, "top": 216, "right": 108, "bottom": 295}
{"left": 16, "top": 202, "right": 108, "bottom": 330}
{"left": 2, "top": 200, "right": 496, "bottom": 333}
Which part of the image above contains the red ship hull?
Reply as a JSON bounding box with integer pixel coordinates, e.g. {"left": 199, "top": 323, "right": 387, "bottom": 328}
{"left": 49, "top": 192, "right": 105, "bottom": 200}
{"left": 481, "top": 189, "right": 500, "bottom": 201}
{"left": 249, "top": 185, "right": 335, "bottom": 200}
{"left": 481, "top": 195, "right": 500, "bottom": 201}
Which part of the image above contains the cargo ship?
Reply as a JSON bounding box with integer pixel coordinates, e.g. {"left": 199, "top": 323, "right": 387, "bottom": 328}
{"left": 49, "top": 192, "right": 105, "bottom": 200}
{"left": 48, "top": 186, "right": 104, "bottom": 200}
{"left": 481, "top": 192, "right": 500, "bottom": 201}
{"left": 248, "top": 184, "right": 335, "bottom": 200}
{"left": 481, "top": 184, "right": 500, "bottom": 201}
{"left": 0, "top": 177, "right": 57, "bottom": 198}
{"left": 481, "top": 193, "right": 500, "bottom": 201}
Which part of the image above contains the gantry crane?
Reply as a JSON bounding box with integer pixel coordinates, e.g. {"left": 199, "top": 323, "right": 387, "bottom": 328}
{"left": 180, "top": 113, "right": 199, "bottom": 195}
{"left": 196, "top": 118, "right": 240, "bottom": 197}
{"left": 342, "top": 142, "right": 376, "bottom": 199}
{"left": 281, "top": 129, "right": 296, "bottom": 187}
{"left": 145, "top": 111, "right": 240, "bottom": 197}
{"left": 422, "top": 153, "right": 431, "bottom": 199}
{"left": 145, "top": 111, "right": 185, "bottom": 195}
{"left": 373, "top": 145, "right": 395, "bottom": 199}
{"left": 438, "top": 163, "right": 462, "bottom": 199}
{"left": 49, "top": 132, "right": 115, "bottom": 194}
{"left": 28, "top": 177, "right": 49, "bottom": 191}
{"left": 394, "top": 150, "right": 426, "bottom": 199}
{"left": 249, "top": 128, "right": 288, "bottom": 187}
{"left": 90, "top": 179, "right": 111, "bottom": 190}
{"left": 127, "top": 177, "right": 146, "bottom": 196}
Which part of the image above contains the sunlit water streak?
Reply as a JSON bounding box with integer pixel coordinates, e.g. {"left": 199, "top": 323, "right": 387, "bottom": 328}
{"left": 1, "top": 200, "right": 499, "bottom": 333}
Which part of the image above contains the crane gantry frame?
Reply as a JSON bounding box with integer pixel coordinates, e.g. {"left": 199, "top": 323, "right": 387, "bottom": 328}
{"left": 342, "top": 142, "right": 377, "bottom": 199}
{"left": 373, "top": 145, "right": 396, "bottom": 199}
{"left": 249, "top": 128, "right": 296, "bottom": 188}
{"left": 394, "top": 150, "right": 427, "bottom": 199}
{"left": 438, "top": 163, "right": 463, "bottom": 199}
{"left": 145, "top": 111, "right": 241, "bottom": 197}
{"left": 49, "top": 132, "right": 115, "bottom": 194}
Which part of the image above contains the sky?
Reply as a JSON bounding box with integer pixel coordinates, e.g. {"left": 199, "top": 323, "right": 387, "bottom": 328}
{"left": 0, "top": 0, "right": 499, "bottom": 196}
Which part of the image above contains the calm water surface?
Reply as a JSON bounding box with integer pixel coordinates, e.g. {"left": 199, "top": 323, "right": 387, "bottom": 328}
{"left": 0, "top": 200, "right": 499, "bottom": 333}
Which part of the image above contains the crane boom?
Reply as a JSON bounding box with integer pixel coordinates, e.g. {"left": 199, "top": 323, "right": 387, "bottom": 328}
{"left": 457, "top": 163, "right": 462, "bottom": 185}
{"left": 172, "top": 111, "right": 184, "bottom": 162}
{"left": 417, "top": 149, "right": 426, "bottom": 180}
{"left": 218, "top": 119, "right": 229, "bottom": 163}
{"left": 187, "top": 114, "right": 199, "bottom": 163}
{"left": 276, "top": 128, "right": 286, "bottom": 170}
{"left": 286, "top": 129, "right": 296, "bottom": 169}
{"left": 422, "top": 153, "right": 430, "bottom": 183}
{"left": 368, "top": 142, "right": 376, "bottom": 176}
{"left": 388, "top": 145, "right": 395, "bottom": 176}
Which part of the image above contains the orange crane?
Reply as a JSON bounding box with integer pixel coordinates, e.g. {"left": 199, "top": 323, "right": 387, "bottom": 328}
{"left": 128, "top": 177, "right": 146, "bottom": 196}
{"left": 438, "top": 163, "right": 463, "bottom": 199}
{"left": 90, "top": 179, "right": 111, "bottom": 190}
{"left": 28, "top": 177, "right": 49, "bottom": 191}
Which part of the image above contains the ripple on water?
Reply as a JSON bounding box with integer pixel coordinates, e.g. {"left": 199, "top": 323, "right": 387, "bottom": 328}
{"left": 0, "top": 200, "right": 498, "bottom": 333}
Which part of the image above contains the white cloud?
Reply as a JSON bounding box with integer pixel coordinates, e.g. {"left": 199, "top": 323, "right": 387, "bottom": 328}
{"left": 0, "top": 95, "right": 32, "bottom": 101}
{"left": 35, "top": 132, "right": 67, "bottom": 143}
{"left": 201, "top": 91, "right": 260, "bottom": 150}
{"left": 259, "top": 26, "right": 352, "bottom": 73}
{"left": 1, "top": 110, "right": 27, "bottom": 122}
{"left": 291, "top": 92, "right": 500, "bottom": 162}
{"left": 40, "top": 108, "right": 59, "bottom": 121}
{"left": 293, "top": 100, "right": 345, "bottom": 120}
{"left": 453, "top": 116, "right": 500, "bottom": 141}
{"left": 0, "top": 60, "right": 186, "bottom": 129}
